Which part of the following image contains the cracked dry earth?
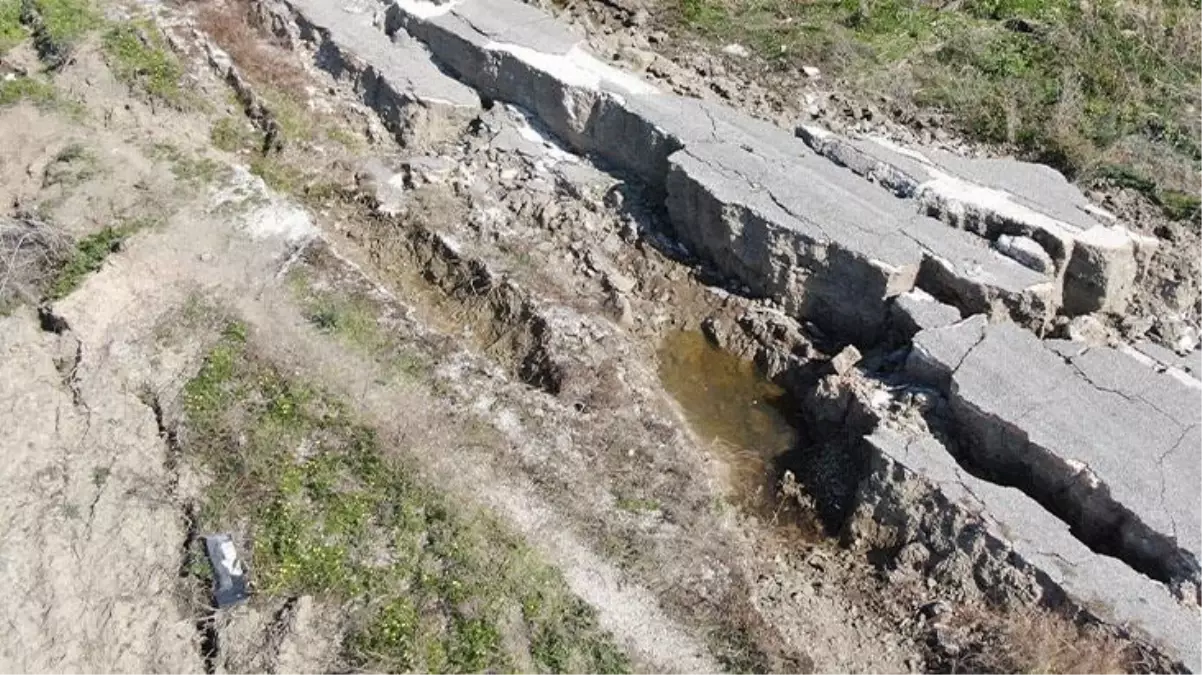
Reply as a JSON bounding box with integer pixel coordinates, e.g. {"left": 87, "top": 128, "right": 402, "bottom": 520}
{"left": 0, "top": 0, "right": 1198, "bottom": 673}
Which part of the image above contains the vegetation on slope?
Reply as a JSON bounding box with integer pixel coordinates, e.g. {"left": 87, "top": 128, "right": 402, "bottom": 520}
{"left": 182, "top": 325, "right": 631, "bottom": 673}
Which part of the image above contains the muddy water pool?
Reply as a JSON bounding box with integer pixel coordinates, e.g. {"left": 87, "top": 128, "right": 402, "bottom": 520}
{"left": 657, "top": 330, "right": 803, "bottom": 517}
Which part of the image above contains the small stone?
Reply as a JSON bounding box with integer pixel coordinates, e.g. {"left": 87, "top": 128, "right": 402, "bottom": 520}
{"left": 721, "top": 43, "right": 750, "bottom": 58}
{"left": 626, "top": 9, "right": 649, "bottom": 26}
{"left": 616, "top": 295, "right": 634, "bottom": 328}
{"left": 605, "top": 271, "right": 637, "bottom": 294}
{"left": 919, "top": 600, "right": 951, "bottom": 620}
{"left": 829, "top": 345, "right": 862, "bottom": 375}
{"left": 1161, "top": 319, "right": 1202, "bottom": 355}
{"left": 801, "top": 65, "right": 821, "bottom": 79}
{"left": 1066, "top": 314, "right": 1111, "bottom": 346}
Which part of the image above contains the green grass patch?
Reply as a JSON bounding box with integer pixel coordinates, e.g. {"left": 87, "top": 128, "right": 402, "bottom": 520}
{"left": 42, "top": 141, "right": 97, "bottom": 187}
{"left": 210, "top": 116, "right": 261, "bottom": 153}
{"left": 102, "top": 21, "right": 183, "bottom": 103}
{"left": 289, "top": 271, "right": 431, "bottom": 380}
{"left": 0, "top": 0, "right": 25, "bottom": 54}
{"left": 325, "top": 124, "right": 365, "bottom": 151}
{"left": 0, "top": 75, "right": 56, "bottom": 107}
{"left": 28, "top": 0, "right": 97, "bottom": 59}
{"left": 182, "top": 328, "right": 631, "bottom": 673}
{"left": 248, "top": 154, "right": 306, "bottom": 194}
{"left": 677, "top": 0, "right": 1201, "bottom": 210}
{"left": 615, "top": 496, "right": 661, "bottom": 513}
{"left": 46, "top": 221, "right": 143, "bottom": 299}
{"left": 150, "top": 142, "right": 228, "bottom": 186}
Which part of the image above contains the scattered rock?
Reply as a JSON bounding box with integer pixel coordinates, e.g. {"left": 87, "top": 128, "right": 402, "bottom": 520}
{"left": 721, "top": 43, "right": 750, "bottom": 58}
{"left": 605, "top": 270, "right": 637, "bottom": 294}
{"left": 801, "top": 65, "right": 820, "bottom": 79}
{"left": 829, "top": 345, "right": 862, "bottom": 375}
{"left": 1065, "top": 314, "right": 1111, "bottom": 346}
{"left": 919, "top": 600, "right": 951, "bottom": 621}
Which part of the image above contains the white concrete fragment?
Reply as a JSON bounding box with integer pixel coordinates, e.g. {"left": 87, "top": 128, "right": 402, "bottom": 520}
{"left": 1063, "top": 225, "right": 1138, "bottom": 314}
{"left": 483, "top": 42, "right": 658, "bottom": 95}
{"left": 993, "top": 234, "right": 1053, "bottom": 274}
{"left": 392, "top": 0, "right": 460, "bottom": 18}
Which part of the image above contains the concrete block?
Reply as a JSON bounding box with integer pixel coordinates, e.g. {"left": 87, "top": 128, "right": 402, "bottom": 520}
{"left": 798, "top": 128, "right": 1157, "bottom": 316}
{"left": 1063, "top": 225, "right": 1139, "bottom": 315}
{"left": 904, "top": 314, "right": 986, "bottom": 390}
{"left": 379, "top": 0, "right": 1063, "bottom": 342}
{"left": 905, "top": 215, "right": 1056, "bottom": 326}
{"left": 890, "top": 289, "right": 961, "bottom": 339}
{"left": 663, "top": 144, "right": 922, "bottom": 343}
{"left": 993, "top": 234, "right": 1053, "bottom": 274}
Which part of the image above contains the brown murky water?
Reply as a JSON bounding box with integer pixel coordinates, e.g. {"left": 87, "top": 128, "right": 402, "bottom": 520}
{"left": 657, "top": 330, "right": 801, "bottom": 515}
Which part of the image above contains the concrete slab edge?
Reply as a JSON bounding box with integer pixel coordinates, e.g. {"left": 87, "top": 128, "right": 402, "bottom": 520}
{"left": 850, "top": 425, "right": 1201, "bottom": 672}
{"left": 796, "top": 126, "right": 1158, "bottom": 317}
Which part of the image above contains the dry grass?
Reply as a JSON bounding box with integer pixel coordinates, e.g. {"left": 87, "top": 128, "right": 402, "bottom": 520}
{"left": 942, "top": 605, "right": 1140, "bottom": 674}
{"left": 193, "top": 0, "right": 307, "bottom": 92}
{"left": 0, "top": 216, "right": 70, "bottom": 313}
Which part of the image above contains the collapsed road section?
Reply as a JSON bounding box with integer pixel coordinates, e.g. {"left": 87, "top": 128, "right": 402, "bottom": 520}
{"left": 907, "top": 316, "right": 1201, "bottom": 593}
{"left": 255, "top": 0, "right": 1201, "bottom": 668}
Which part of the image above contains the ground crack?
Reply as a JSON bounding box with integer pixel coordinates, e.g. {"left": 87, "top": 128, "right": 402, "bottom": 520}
{"left": 1154, "top": 424, "right": 1197, "bottom": 543}
{"left": 1060, "top": 353, "right": 1185, "bottom": 430}
{"left": 139, "top": 385, "right": 185, "bottom": 495}
{"left": 949, "top": 328, "right": 988, "bottom": 377}
{"left": 19, "top": 0, "right": 73, "bottom": 69}
{"left": 178, "top": 501, "right": 220, "bottom": 674}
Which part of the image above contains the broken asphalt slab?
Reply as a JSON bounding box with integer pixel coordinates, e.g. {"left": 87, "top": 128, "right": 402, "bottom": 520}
{"left": 907, "top": 318, "right": 1202, "bottom": 596}
{"left": 797, "top": 127, "right": 1158, "bottom": 316}
{"left": 240, "top": 0, "right": 1201, "bottom": 666}
{"left": 379, "top": 0, "right": 1053, "bottom": 343}
{"left": 853, "top": 426, "right": 1201, "bottom": 672}
{"left": 273, "top": 0, "right": 481, "bottom": 147}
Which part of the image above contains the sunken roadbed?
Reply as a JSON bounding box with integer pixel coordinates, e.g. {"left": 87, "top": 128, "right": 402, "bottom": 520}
{"left": 258, "top": 0, "right": 1201, "bottom": 667}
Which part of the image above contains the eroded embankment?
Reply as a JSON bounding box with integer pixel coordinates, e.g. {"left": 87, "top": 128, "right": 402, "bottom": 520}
{"left": 204, "top": 0, "right": 1201, "bottom": 669}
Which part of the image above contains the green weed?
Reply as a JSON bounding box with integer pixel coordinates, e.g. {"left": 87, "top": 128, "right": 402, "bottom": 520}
{"left": 289, "top": 272, "right": 430, "bottom": 380}
{"left": 210, "top": 116, "right": 260, "bottom": 153}
{"left": 181, "top": 328, "right": 630, "bottom": 674}
{"left": 42, "top": 141, "right": 96, "bottom": 187}
{"left": 0, "top": 76, "right": 56, "bottom": 107}
{"left": 102, "top": 21, "right": 183, "bottom": 103}
{"left": 325, "top": 125, "right": 364, "bottom": 151}
{"left": 28, "top": 0, "right": 97, "bottom": 60}
{"left": 0, "top": 0, "right": 24, "bottom": 53}
{"left": 47, "top": 218, "right": 153, "bottom": 299}
{"left": 248, "top": 155, "right": 305, "bottom": 194}
{"left": 150, "top": 142, "right": 227, "bottom": 186}
{"left": 615, "top": 496, "right": 661, "bottom": 513}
